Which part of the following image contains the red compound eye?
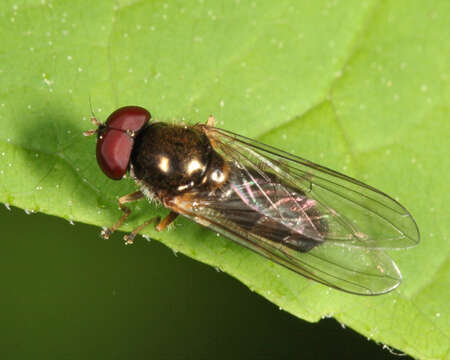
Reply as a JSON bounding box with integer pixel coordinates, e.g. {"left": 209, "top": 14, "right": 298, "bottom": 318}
{"left": 96, "top": 106, "right": 151, "bottom": 180}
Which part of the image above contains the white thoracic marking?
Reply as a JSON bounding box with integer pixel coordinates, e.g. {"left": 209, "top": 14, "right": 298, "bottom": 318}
{"left": 177, "top": 181, "right": 194, "bottom": 192}
{"left": 187, "top": 159, "right": 205, "bottom": 175}
{"left": 211, "top": 169, "right": 225, "bottom": 184}
{"left": 158, "top": 156, "right": 170, "bottom": 173}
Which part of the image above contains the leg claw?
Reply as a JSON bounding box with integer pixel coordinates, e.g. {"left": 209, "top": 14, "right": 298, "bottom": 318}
{"left": 124, "top": 234, "right": 135, "bottom": 245}
{"left": 101, "top": 228, "right": 111, "bottom": 239}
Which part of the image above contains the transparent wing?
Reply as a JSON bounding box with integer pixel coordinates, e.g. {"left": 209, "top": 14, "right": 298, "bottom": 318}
{"left": 170, "top": 170, "right": 403, "bottom": 295}
{"left": 167, "top": 124, "right": 419, "bottom": 295}
{"left": 202, "top": 125, "right": 420, "bottom": 249}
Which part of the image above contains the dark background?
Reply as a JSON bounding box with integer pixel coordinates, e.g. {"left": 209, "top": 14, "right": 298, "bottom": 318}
{"left": 0, "top": 205, "right": 410, "bottom": 359}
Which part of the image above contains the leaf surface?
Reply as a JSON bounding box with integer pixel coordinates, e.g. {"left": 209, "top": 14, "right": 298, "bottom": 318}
{"left": 0, "top": 1, "right": 448, "bottom": 358}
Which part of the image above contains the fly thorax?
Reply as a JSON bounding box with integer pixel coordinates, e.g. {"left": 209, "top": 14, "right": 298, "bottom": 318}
{"left": 130, "top": 123, "right": 212, "bottom": 195}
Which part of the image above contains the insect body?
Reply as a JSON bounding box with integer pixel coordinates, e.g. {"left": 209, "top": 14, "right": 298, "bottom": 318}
{"left": 84, "top": 106, "right": 420, "bottom": 295}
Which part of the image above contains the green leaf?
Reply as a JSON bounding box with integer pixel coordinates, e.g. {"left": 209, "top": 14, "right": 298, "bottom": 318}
{"left": 0, "top": 1, "right": 448, "bottom": 358}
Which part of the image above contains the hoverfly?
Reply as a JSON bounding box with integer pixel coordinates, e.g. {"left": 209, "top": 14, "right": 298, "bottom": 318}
{"left": 84, "top": 106, "right": 419, "bottom": 295}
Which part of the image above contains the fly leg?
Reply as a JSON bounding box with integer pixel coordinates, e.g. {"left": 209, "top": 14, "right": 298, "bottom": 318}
{"left": 123, "top": 211, "right": 179, "bottom": 244}
{"left": 203, "top": 115, "right": 220, "bottom": 148}
{"left": 124, "top": 216, "right": 161, "bottom": 244}
{"left": 206, "top": 115, "right": 215, "bottom": 127}
{"left": 156, "top": 211, "right": 179, "bottom": 231}
{"left": 101, "top": 190, "right": 144, "bottom": 239}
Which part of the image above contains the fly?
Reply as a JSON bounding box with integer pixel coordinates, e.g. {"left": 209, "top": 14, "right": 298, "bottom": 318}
{"left": 84, "top": 106, "right": 420, "bottom": 295}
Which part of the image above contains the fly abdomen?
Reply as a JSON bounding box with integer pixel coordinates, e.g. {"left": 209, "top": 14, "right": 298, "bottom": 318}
{"left": 208, "top": 168, "right": 328, "bottom": 253}
{"left": 255, "top": 215, "right": 323, "bottom": 253}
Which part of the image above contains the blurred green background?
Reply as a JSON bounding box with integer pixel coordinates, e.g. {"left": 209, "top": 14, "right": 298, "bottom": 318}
{"left": 0, "top": 205, "right": 407, "bottom": 359}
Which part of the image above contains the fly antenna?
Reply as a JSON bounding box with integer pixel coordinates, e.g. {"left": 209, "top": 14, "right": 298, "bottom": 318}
{"left": 88, "top": 95, "right": 101, "bottom": 126}
{"left": 83, "top": 95, "right": 102, "bottom": 136}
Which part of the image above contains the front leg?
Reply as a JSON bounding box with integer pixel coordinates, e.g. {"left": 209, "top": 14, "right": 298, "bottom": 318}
{"left": 101, "top": 190, "right": 144, "bottom": 239}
